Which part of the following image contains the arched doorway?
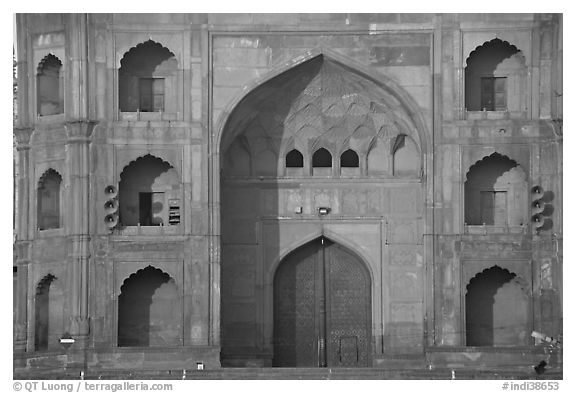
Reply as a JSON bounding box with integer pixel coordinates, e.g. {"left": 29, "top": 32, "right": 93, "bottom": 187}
{"left": 219, "top": 54, "right": 425, "bottom": 366}
{"left": 34, "top": 274, "right": 64, "bottom": 351}
{"left": 273, "top": 237, "right": 371, "bottom": 367}
{"left": 117, "top": 266, "right": 182, "bottom": 347}
{"left": 465, "top": 266, "right": 530, "bottom": 346}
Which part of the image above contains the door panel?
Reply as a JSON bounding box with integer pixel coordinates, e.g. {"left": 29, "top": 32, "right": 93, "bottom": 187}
{"left": 326, "top": 242, "right": 371, "bottom": 367}
{"left": 273, "top": 242, "right": 319, "bottom": 367}
{"left": 273, "top": 238, "right": 371, "bottom": 367}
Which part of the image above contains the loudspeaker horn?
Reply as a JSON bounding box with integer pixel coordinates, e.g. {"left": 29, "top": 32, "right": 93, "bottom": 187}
{"left": 104, "top": 214, "right": 119, "bottom": 228}
{"left": 104, "top": 185, "right": 118, "bottom": 198}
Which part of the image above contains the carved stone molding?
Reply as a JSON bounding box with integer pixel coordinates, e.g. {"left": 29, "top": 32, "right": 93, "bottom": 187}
{"left": 65, "top": 121, "right": 97, "bottom": 142}
{"left": 14, "top": 127, "right": 33, "bottom": 150}
{"left": 69, "top": 315, "right": 91, "bottom": 336}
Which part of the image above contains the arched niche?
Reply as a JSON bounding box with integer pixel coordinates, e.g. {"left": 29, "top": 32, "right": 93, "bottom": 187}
{"left": 465, "top": 265, "right": 530, "bottom": 347}
{"left": 34, "top": 274, "right": 64, "bottom": 351}
{"left": 36, "top": 54, "right": 63, "bottom": 116}
{"left": 392, "top": 134, "right": 420, "bottom": 177}
{"left": 367, "top": 135, "right": 390, "bottom": 176}
{"left": 118, "top": 40, "right": 179, "bottom": 113}
{"left": 340, "top": 148, "right": 360, "bottom": 176}
{"left": 117, "top": 265, "right": 182, "bottom": 347}
{"left": 464, "top": 152, "right": 527, "bottom": 226}
{"left": 272, "top": 236, "right": 372, "bottom": 367}
{"left": 118, "top": 155, "right": 180, "bottom": 227}
{"left": 219, "top": 53, "right": 427, "bottom": 165}
{"left": 312, "top": 147, "right": 333, "bottom": 177}
{"left": 465, "top": 38, "right": 527, "bottom": 113}
{"left": 37, "top": 169, "right": 62, "bottom": 230}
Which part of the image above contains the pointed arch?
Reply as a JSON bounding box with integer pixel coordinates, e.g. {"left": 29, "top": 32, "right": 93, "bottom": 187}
{"left": 118, "top": 265, "right": 182, "bottom": 347}
{"left": 216, "top": 51, "right": 429, "bottom": 157}
{"left": 465, "top": 265, "right": 530, "bottom": 346}
{"left": 118, "top": 154, "right": 179, "bottom": 227}
{"left": 37, "top": 168, "right": 62, "bottom": 230}
{"left": 36, "top": 53, "right": 63, "bottom": 116}
{"left": 34, "top": 274, "right": 64, "bottom": 351}
{"left": 118, "top": 40, "right": 179, "bottom": 113}
{"left": 312, "top": 147, "right": 332, "bottom": 168}
{"left": 340, "top": 148, "right": 359, "bottom": 168}
{"left": 272, "top": 235, "right": 372, "bottom": 366}
{"left": 285, "top": 149, "right": 304, "bottom": 168}
{"left": 464, "top": 152, "right": 527, "bottom": 226}
{"left": 465, "top": 38, "right": 527, "bottom": 112}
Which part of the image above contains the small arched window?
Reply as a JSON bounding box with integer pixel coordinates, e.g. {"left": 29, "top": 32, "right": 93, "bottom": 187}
{"left": 35, "top": 274, "right": 64, "bottom": 351}
{"left": 119, "top": 40, "right": 178, "bottom": 113}
{"left": 464, "top": 153, "right": 526, "bottom": 226}
{"left": 37, "top": 54, "right": 63, "bottom": 116}
{"left": 37, "top": 169, "right": 62, "bottom": 230}
{"left": 119, "top": 155, "right": 180, "bottom": 226}
{"left": 465, "top": 39, "right": 524, "bottom": 112}
{"left": 312, "top": 148, "right": 332, "bottom": 168}
{"left": 286, "top": 149, "right": 304, "bottom": 168}
{"left": 340, "top": 149, "right": 359, "bottom": 168}
{"left": 118, "top": 266, "right": 181, "bottom": 347}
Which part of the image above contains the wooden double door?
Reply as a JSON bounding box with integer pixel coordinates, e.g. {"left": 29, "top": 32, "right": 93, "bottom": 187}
{"left": 273, "top": 238, "right": 371, "bottom": 367}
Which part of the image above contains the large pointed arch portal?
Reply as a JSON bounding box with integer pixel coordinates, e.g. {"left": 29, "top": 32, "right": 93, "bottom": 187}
{"left": 273, "top": 237, "right": 371, "bottom": 367}
{"left": 219, "top": 54, "right": 425, "bottom": 366}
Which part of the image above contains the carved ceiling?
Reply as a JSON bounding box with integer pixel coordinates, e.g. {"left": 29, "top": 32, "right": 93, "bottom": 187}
{"left": 222, "top": 55, "right": 420, "bottom": 159}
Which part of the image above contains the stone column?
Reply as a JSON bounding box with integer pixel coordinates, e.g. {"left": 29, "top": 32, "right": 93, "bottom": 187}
{"left": 13, "top": 127, "right": 33, "bottom": 352}
{"left": 67, "top": 14, "right": 89, "bottom": 121}
{"left": 65, "top": 121, "right": 95, "bottom": 346}
{"left": 64, "top": 14, "right": 93, "bottom": 346}
{"left": 15, "top": 14, "right": 31, "bottom": 128}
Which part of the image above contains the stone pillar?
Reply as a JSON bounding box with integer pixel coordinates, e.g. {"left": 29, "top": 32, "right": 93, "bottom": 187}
{"left": 62, "top": 14, "right": 94, "bottom": 347}
{"left": 13, "top": 128, "right": 33, "bottom": 352}
{"left": 66, "top": 14, "right": 89, "bottom": 121}
{"left": 65, "top": 121, "right": 95, "bottom": 346}
{"left": 15, "top": 14, "right": 31, "bottom": 128}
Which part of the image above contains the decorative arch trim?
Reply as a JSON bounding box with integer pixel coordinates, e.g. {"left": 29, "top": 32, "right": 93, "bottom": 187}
{"left": 118, "top": 39, "right": 179, "bottom": 69}
{"left": 464, "top": 264, "right": 530, "bottom": 297}
{"left": 119, "top": 265, "right": 177, "bottom": 295}
{"left": 465, "top": 38, "right": 525, "bottom": 67}
{"left": 119, "top": 154, "right": 177, "bottom": 182}
{"left": 462, "top": 31, "right": 532, "bottom": 68}
{"left": 35, "top": 274, "right": 57, "bottom": 293}
{"left": 215, "top": 49, "right": 430, "bottom": 157}
{"left": 36, "top": 53, "right": 63, "bottom": 74}
{"left": 266, "top": 230, "right": 376, "bottom": 287}
{"left": 37, "top": 168, "right": 63, "bottom": 188}
{"left": 465, "top": 152, "right": 521, "bottom": 181}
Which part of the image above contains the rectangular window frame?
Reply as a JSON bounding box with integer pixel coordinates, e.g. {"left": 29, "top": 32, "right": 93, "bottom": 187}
{"left": 138, "top": 78, "right": 165, "bottom": 112}
{"left": 480, "top": 77, "right": 507, "bottom": 111}
{"left": 479, "top": 190, "right": 508, "bottom": 226}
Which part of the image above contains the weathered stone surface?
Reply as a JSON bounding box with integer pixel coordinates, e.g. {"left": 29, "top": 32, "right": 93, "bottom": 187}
{"left": 14, "top": 13, "right": 562, "bottom": 374}
{"left": 370, "top": 46, "right": 431, "bottom": 66}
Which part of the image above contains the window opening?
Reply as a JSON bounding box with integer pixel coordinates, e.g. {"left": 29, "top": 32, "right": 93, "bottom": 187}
{"left": 37, "top": 54, "right": 63, "bottom": 116}
{"left": 312, "top": 148, "right": 332, "bottom": 168}
{"left": 340, "top": 149, "right": 359, "bottom": 168}
{"left": 139, "top": 192, "right": 164, "bottom": 226}
{"left": 139, "top": 78, "right": 165, "bottom": 112}
{"left": 286, "top": 149, "right": 304, "bottom": 168}
{"left": 481, "top": 77, "right": 507, "bottom": 111}
{"left": 480, "top": 191, "right": 507, "bottom": 226}
{"left": 37, "top": 170, "right": 61, "bottom": 230}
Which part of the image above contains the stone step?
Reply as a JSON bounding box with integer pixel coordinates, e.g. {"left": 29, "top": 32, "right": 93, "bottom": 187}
{"left": 15, "top": 367, "right": 563, "bottom": 380}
